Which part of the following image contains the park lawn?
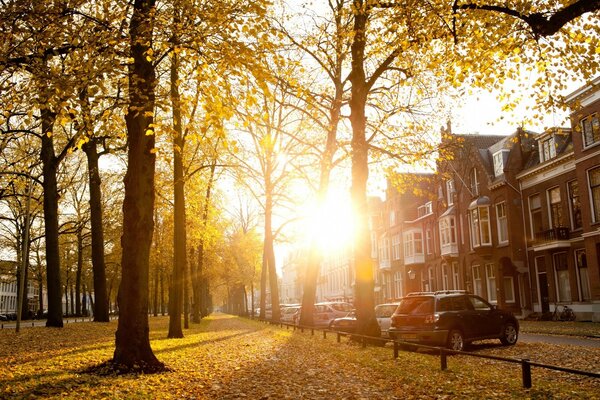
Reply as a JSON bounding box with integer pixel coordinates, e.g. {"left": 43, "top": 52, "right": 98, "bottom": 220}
{"left": 0, "top": 314, "right": 598, "bottom": 399}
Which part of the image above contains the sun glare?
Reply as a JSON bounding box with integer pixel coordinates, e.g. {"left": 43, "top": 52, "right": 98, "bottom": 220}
{"left": 304, "top": 188, "right": 355, "bottom": 252}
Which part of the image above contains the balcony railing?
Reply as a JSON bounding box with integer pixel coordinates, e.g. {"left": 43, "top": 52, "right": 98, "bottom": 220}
{"left": 532, "top": 227, "right": 570, "bottom": 246}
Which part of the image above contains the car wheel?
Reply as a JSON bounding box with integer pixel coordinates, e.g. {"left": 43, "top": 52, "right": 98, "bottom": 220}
{"left": 447, "top": 329, "right": 465, "bottom": 351}
{"left": 500, "top": 322, "right": 518, "bottom": 346}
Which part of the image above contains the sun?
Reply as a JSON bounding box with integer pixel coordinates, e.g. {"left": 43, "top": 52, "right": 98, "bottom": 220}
{"left": 303, "top": 187, "right": 355, "bottom": 252}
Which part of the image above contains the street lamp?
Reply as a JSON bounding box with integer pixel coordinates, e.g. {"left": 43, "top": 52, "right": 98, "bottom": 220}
{"left": 408, "top": 269, "right": 416, "bottom": 280}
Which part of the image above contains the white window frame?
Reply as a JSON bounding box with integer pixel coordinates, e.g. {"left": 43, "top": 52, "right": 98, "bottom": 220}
{"left": 451, "top": 261, "right": 460, "bottom": 290}
{"left": 539, "top": 135, "right": 556, "bottom": 162}
{"left": 503, "top": 276, "right": 515, "bottom": 303}
{"left": 567, "top": 180, "right": 582, "bottom": 230}
{"left": 469, "top": 206, "right": 492, "bottom": 247}
{"left": 574, "top": 249, "right": 591, "bottom": 302}
{"left": 439, "top": 216, "right": 457, "bottom": 246}
{"left": 472, "top": 265, "right": 482, "bottom": 296}
{"left": 471, "top": 168, "right": 479, "bottom": 196}
{"left": 581, "top": 113, "right": 600, "bottom": 148}
{"left": 446, "top": 180, "right": 455, "bottom": 205}
{"left": 391, "top": 234, "right": 401, "bottom": 261}
{"left": 553, "top": 252, "right": 571, "bottom": 302}
{"left": 496, "top": 202, "right": 508, "bottom": 244}
{"left": 403, "top": 230, "right": 423, "bottom": 258}
{"left": 442, "top": 264, "right": 449, "bottom": 290}
{"left": 394, "top": 271, "right": 403, "bottom": 299}
{"left": 528, "top": 194, "right": 542, "bottom": 239}
{"left": 485, "top": 263, "right": 497, "bottom": 303}
{"left": 547, "top": 186, "right": 562, "bottom": 228}
{"left": 493, "top": 150, "right": 506, "bottom": 177}
{"left": 426, "top": 228, "right": 433, "bottom": 255}
{"left": 589, "top": 166, "right": 600, "bottom": 223}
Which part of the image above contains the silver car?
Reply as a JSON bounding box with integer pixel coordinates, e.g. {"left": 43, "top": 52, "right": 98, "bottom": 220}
{"left": 375, "top": 303, "right": 400, "bottom": 337}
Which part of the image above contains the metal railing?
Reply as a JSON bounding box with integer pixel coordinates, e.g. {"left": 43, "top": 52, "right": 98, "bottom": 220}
{"left": 252, "top": 317, "right": 600, "bottom": 389}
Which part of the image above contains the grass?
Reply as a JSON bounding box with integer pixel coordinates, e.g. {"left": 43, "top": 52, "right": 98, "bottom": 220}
{"left": 519, "top": 320, "right": 600, "bottom": 337}
{"left": 0, "top": 314, "right": 598, "bottom": 399}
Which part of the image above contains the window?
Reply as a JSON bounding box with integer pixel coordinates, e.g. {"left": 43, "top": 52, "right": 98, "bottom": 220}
{"left": 391, "top": 234, "right": 401, "bottom": 260}
{"left": 575, "top": 250, "right": 591, "bottom": 301}
{"left": 394, "top": 271, "right": 403, "bottom": 299}
{"left": 379, "top": 237, "right": 389, "bottom": 263}
{"left": 469, "top": 206, "right": 491, "bottom": 247}
{"left": 529, "top": 194, "right": 542, "bottom": 239}
{"left": 496, "top": 202, "right": 508, "bottom": 244}
{"left": 581, "top": 113, "right": 600, "bottom": 148}
{"left": 426, "top": 229, "right": 433, "bottom": 255}
{"left": 493, "top": 151, "right": 506, "bottom": 177}
{"left": 446, "top": 180, "right": 455, "bottom": 205}
{"left": 452, "top": 262, "right": 460, "bottom": 290}
{"left": 553, "top": 252, "right": 571, "bottom": 302}
{"left": 403, "top": 231, "right": 423, "bottom": 257}
{"left": 470, "top": 168, "right": 479, "bottom": 196}
{"left": 442, "top": 264, "right": 449, "bottom": 290}
{"left": 485, "top": 263, "right": 497, "bottom": 303}
{"left": 590, "top": 166, "right": 600, "bottom": 223}
{"left": 548, "top": 187, "right": 563, "bottom": 228}
{"left": 540, "top": 136, "right": 556, "bottom": 162}
{"left": 439, "top": 216, "right": 457, "bottom": 246}
{"left": 503, "top": 277, "right": 515, "bottom": 303}
{"left": 418, "top": 202, "right": 433, "bottom": 217}
{"left": 568, "top": 180, "right": 582, "bottom": 230}
{"left": 472, "top": 265, "right": 482, "bottom": 296}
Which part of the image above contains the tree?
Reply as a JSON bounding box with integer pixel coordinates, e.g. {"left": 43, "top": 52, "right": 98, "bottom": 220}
{"left": 112, "top": 0, "right": 164, "bottom": 372}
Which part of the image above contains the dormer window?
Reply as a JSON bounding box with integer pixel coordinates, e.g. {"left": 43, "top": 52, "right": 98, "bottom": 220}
{"left": 417, "top": 201, "right": 433, "bottom": 218}
{"left": 446, "top": 180, "right": 455, "bottom": 206}
{"left": 539, "top": 136, "right": 556, "bottom": 162}
{"left": 493, "top": 150, "right": 508, "bottom": 177}
{"left": 470, "top": 168, "right": 479, "bottom": 196}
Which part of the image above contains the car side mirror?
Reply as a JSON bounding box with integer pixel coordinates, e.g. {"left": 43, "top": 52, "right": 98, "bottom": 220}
{"left": 490, "top": 305, "right": 497, "bottom": 311}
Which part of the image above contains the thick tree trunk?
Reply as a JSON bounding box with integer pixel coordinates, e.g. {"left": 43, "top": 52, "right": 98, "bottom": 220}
{"left": 113, "top": 0, "right": 163, "bottom": 371}
{"left": 41, "top": 107, "right": 63, "bottom": 328}
{"left": 82, "top": 139, "right": 110, "bottom": 322}
{"left": 349, "top": 0, "right": 380, "bottom": 338}
{"left": 168, "top": 30, "right": 186, "bottom": 339}
{"left": 299, "top": 5, "right": 343, "bottom": 327}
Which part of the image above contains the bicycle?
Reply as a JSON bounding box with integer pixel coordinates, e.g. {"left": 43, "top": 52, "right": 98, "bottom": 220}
{"left": 552, "top": 304, "right": 576, "bottom": 321}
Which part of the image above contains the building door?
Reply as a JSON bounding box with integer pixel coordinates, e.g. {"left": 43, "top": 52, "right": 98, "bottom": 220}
{"left": 535, "top": 256, "right": 550, "bottom": 313}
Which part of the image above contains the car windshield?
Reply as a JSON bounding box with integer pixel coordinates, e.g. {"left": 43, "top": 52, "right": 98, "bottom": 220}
{"left": 375, "top": 304, "right": 398, "bottom": 318}
{"left": 330, "top": 303, "right": 353, "bottom": 312}
{"left": 397, "top": 297, "right": 434, "bottom": 314}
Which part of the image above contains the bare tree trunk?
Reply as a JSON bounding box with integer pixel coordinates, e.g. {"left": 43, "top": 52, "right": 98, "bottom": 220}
{"left": 113, "top": 0, "right": 163, "bottom": 371}
{"left": 153, "top": 263, "right": 159, "bottom": 317}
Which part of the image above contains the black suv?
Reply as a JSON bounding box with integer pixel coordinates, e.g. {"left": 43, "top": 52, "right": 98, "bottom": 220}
{"left": 388, "top": 291, "right": 519, "bottom": 351}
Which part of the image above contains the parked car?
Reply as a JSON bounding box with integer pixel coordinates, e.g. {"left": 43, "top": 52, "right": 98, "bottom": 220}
{"left": 293, "top": 302, "right": 353, "bottom": 327}
{"left": 280, "top": 305, "right": 301, "bottom": 324}
{"left": 388, "top": 291, "right": 519, "bottom": 351}
{"left": 375, "top": 303, "right": 400, "bottom": 337}
{"left": 329, "top": 311, "right": 356, "bottom": 333}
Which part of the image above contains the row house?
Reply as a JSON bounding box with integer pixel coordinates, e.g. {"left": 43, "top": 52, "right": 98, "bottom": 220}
{"left": 517, "top": 78, "right": 600, "bottom": 320}
{"left": 373, "top": 79, "right": 600, "bottom": 321}
{"left": 380, "top": 130, "right": 535, "bottom": 316}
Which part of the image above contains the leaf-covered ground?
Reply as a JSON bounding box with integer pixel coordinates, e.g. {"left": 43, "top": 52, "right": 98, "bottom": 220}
{"left": 520, "top": 320, "right": 600, "bottom": 338}
{"left": 0, "top": 314, "right": 598, "bottom": 399}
